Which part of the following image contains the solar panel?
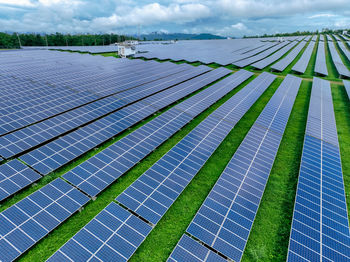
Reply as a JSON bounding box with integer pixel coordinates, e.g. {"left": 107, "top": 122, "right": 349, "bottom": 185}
{"left": 234, "top": 41, "right": 289, "bottom": 68}
{"left": 168, "top": 235, "right": 226, "bottom": 262}
{"left": 47, "top": 202, "right": 152, "bottom": 262}
{"left": 251, "top": 41, "right": 299, "bottom": 70}
{"left": 271, "top": 40, "right": 307, "bottom": 72}
{"left": 287, "top": 77, "right": 350, "bottom": 262}
{"left": 344, "top": 80, "right": 350, "bottom": 100}
{"left": 0, "top": 160, "right": 41, "bottom": 201}
{"left": 338, "top": 42, "right": 350, "bottom": 63}
{"left": 0, "top": 178, "right": 89, "bottom": 262}
{"left": 63, "top": 69, "right": 249, "bottom": 197}
{"left": 19, "top": 66, "right": 212, "bottom": 175}
{"left": 314, "top": 40, "right": 328, "bottom": 76}
{"left": 172, "top": 74, "right": 301, "bottom": 262}
{"left": 292, "top": 40, "right": 316, "bottom": 74}
{"left": 116, "top": 72, "right": 276, "bottom": 225}
{"left": 0, "top": 65, "right": 208, "bottom": 159}
{"left": 0, "top": 60, "right": 188, "bottom": 136}
{"left": 328, "top": 40, "right": 350, "bottom": 78}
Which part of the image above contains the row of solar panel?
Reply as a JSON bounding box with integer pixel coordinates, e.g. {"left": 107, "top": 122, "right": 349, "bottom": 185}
{"left": 0, "top": 67, "right": 226, "bottom": 202}
{"left": 0, "top": 69, "right": 255, "bottom": 261}
{"left": 62, "top": 69, "right": 251, "bottom": 197}
{"left": 0, "top": 65, "right": 207, "bottom": 158}
{"left": 169, "top": 74, "right": 302, "bottom": 261}
{"left": 0, "top": 65, "right": 243, "bottom": 262}
{"left": 46, "top": 72, "right": 277, "bottom": 261}
{"left": 327, "top": 39, "right": 350, "bottom": 78}
{"left": 271, "top": 39, "right": 307, "bottom": 72}
{"left": 314, "top": 37, "right": 329, "bottom": 76}
{"left": 18, "top": 66, "right": 213, "bottom": 174}
{"left": 0, "top": 61, "right": 190, "bottom": 136}
{"left": 287, "top": 78, "right": 350, "bottom": 261}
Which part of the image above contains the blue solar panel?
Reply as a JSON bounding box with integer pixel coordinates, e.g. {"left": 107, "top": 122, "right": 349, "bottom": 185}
{"left": 168, "top": 235, "right": 226, "bottom": 262}
{"left": 19, "top": 66, "right": 212, "bottom": 175}
{"left": 0, "top": 160, "right": 41, "bottom": 201}
{"left": 287, "top": 78, "right": 350, "bottom": 262}
{"left": 328, "top": 39, "right": 350, "bottom": 78}
{"left": 271, "top": 40, "right": 307, "bottom": 72}
{"left": 171, "top": 74, "right": 301, "bottom": 261}
{"left": 292, "top": 40, "right": 316, "bottom": 74}
{"left": 47, "top": 202, "right": 152, "bottom": 262}
{"left": 116, "top": 72, "right": 276, "bottom": 225}
{"left": 252, "top": 41, "right": 299, "bottom": 70}
{"left": 314, "top": 40, "right": 328, "bottom": 76}
{"left": 234, "top": 42, "right": 289, "bottom": 68}
{"left": 0, "top": 65, "right": 203, "bottom": 159}
{"left": 63, "top": 69, "right": 248, "bottom": 197}
{"left": 0, "top": 58, "right": 188, "bottom": 136}
{"left": 0, "top": 178, "right": 89, "bottom": 262}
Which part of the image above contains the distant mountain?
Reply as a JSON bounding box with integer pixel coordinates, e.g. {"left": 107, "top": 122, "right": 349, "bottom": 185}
{"left": 137, "top": 32, "right": 226, "bottom": 41}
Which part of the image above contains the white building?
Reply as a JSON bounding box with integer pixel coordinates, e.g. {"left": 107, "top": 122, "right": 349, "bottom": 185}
{"left": 118, "top": 44, "right": 136, "bottom": 58}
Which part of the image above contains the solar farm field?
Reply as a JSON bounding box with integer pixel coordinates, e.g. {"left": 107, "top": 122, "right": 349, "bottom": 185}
{"left": 0, "top": 34, "right": 349, "bottom": 262}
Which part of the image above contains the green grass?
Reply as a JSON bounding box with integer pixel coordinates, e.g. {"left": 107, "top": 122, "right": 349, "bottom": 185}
{"left": 242, "top": 80, "right": 311, "bottom": 261}
{"left": 93, "top": 52, "right": 120, "bottom": 58}
{"left": 332, "top": 83, "right": 350, "bottom": 220}
{"left": 129, "top": 77, "right": 283, "bottom": 262}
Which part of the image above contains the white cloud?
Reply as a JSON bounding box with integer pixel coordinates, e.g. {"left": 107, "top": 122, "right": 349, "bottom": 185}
{"left": 91, "top": 2, "right": 211, "bottom": 29}
{"left": 309, "top": 13, "right": 337, "bottom": 19}
{"left": 0, "top": 0, "right": 34, "bottom": 6}
{"left": 231, "top": 22, "right": 247, "bottom": 30}
{"left": 216, "top": 0, "right": 350, "bottom": 18}
{"left": 1, "top": 0, "right": 350, "bottom": 36}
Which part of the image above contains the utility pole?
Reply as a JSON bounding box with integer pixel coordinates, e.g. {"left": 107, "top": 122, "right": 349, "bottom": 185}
{"left": 81, "top": 35, "right": 84, "bottom": 46}
{"left": 16, "top": 33, "right": 22, "bottom": 48}
{"left": 45, "top": 34, "right": 48, "bottom": 47}
{"left": 109, "top": 33, "right": 111, "bottom": 45}
{"left": 94, "top": 34, "right": 97, "bottom": 45}
{"left": 65, "top": 36, "right": 68, "bottom": 46}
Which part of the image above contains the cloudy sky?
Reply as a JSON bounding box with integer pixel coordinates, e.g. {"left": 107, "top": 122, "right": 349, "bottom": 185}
{"left": 1, "top": 0, "right": 350, "bottom": 36}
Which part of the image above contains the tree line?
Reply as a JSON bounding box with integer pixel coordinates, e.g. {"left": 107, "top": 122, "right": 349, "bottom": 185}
{"left": 243, "top": 29, "right": 349, "bottom": 38}
{"left": 0, "top": 32, "right": 137, "bottom": 49}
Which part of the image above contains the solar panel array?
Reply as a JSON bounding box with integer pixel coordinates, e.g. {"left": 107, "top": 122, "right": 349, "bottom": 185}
{"left": 169, "top": 74, "right": 301, "bottom": 262}
{"left": 287, "top": 77, "right": 350, "bottom": 262}
{"left": 134, "top": 37, "right": 304, "bottom": 66}
{"left": 47, "top": 202, "right": 152, "bottom": 262}
{"left": 168, "top": 235, "right": 227, "bottom": 262}
{"left": 115, "top": 72, "right": 276, "bottom": 225}
{"left": 0, "top": 160, "right": 41, "bottom": 202}
{"left": 0, "top": 178, "right": 89, "bottom": 262}
{"left": 1, "top": 34, "right": 350, "bottom": 262}
{"left": 338, "top": 42, "right": 350, "bottom": 63}
{"left": 271, "top": 40, "right": 307, "bottom": 72}
{"left": 48, "top": 72, "right": 276, "bottom": 261}
{"left": 48, "top": 45, "right": 119, "bottom": 54}
{"left": 233, "top": 41, "right": 290, "bottom": 68}
{"left": 292, "top": 39, "right": 316, "bottom": 74}
{"left": 251, "top": 40, "right": 299, "bottom": 70}
{"left": 0, "top": 65, "right": 206, "bottom": 159}
{"left": 327, "top": 38, "right": 350, "bottom": 78}
{"left": 62, "top": 69, "right": 251, "bottom": 197}
{"left": 19, "top": 66, "right": 217, "bottom": 175}
{"left": 314, "top": 40, "right": 328, "bottom": 76}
